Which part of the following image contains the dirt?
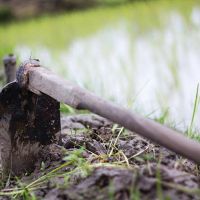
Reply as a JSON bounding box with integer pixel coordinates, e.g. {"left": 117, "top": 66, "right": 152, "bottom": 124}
{"left": 0, "top": 114, "right": 200, "bottom": 200}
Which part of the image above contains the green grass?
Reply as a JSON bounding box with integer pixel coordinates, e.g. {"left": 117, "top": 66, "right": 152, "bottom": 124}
{"left": 187, "top": 83, "right": 200, "bottom": 137}
{"left": 0, "top": 0, "right": 199, "bottom": 60}
{"left": 0, "top": 1, "right": 200, "bottom": 199}
{"left": 0, "top": 147, "right": 90, "bottom": 199}
{"left": 156, "top": 159, "right": 164, "bottom": 200}
{"left": 60, "top": 103, "right": 76, "bottom": 114}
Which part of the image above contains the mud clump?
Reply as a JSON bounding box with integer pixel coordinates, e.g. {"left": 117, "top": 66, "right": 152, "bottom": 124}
{"left": 0, "top": 114, "right": 200, "bottom": 200}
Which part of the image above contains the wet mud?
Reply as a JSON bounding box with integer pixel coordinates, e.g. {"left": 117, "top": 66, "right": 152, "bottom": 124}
{"left": 0, "top": 114, "right": 200, "bottom": 200}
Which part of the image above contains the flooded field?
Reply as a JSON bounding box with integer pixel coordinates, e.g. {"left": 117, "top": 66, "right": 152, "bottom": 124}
{"left": 14, "top": 6, "right": 200, "bottom": 132}
{"left": 2, "top": 2, "right": 200, "bottom": 199}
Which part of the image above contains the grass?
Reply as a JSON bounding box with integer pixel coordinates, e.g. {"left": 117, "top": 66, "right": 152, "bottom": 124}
{"left": 0, "top": 147, "right": 90, "bottom": 199}
{"left": 0, "top": 0, "right": 199, "bottom": 61}
{"left": 1, "top": 1, "right": 200, "bottom": 199}
{"left": 156, "top": 159, "right": 163, "bottom": 200}
{"left": 130, "top": 187, "right": 140, "bottom": 200}
{"left": 1, "top": 123, "right": 200, "bottom": 199}
{"left": 60, "top": 103, "right": 76, "bottom": 114}
{"left": 187, "top": 83, "right": 200, "bottom": 137}
{"left": 0, "top": 0, "right": 199, "bottom": 132}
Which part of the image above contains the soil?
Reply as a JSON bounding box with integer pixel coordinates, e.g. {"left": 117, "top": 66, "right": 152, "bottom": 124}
{"left": 0, "top": 114, "right": 200, "bottom": 200}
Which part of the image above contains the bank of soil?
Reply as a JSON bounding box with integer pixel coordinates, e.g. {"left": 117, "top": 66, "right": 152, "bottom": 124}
{"left": 1, "top": 114, "right": 200, "bottom": 200}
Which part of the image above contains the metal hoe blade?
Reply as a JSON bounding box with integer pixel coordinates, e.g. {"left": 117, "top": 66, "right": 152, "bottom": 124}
{"left": 0, "top": 79, "right": 60, "bottom": 177}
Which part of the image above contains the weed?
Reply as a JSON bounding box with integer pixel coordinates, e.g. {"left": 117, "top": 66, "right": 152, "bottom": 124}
{"left": 155, "top": 109, "right": 169, "bottom": 124}
{"left": 156, "top": 159, "right": 163, "bottom": 200}
{"left": 0, "top": 147, "right": 92, "bottom": 199}
{"left": 188, "top": 83, "right": 200, "bottom": 137}
{"left": 60, "top": 103, "right": 76, "bottom": 114}
{"left": 108, "top": 126, "right": 124, "bottom": 157}
{"left": 0, "top": 0, "right": 198, "bottom": 60}
{"left": 130, "top": 187, "right": 140, "bottom": 200}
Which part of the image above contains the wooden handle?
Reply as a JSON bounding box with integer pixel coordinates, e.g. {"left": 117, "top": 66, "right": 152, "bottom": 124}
{"left": 17, "top": 62, "right": 200, "bottom": 164}
{"left": 3, "top": 54, "right": 16, "bottom": 83}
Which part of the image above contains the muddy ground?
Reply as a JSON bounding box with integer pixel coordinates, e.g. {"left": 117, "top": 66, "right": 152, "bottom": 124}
{"left": 1, "top": 114, "right": 200, "bottom": 200}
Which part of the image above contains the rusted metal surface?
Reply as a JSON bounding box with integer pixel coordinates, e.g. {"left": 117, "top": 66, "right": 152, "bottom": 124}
{"left": 16, "top": 60, "right": 200, "bottom": 164}
{"left": 0, "top": 80, "right": 60, "bottom": 177}
{"left": 3, "top": 54, "right": 16, "bottom": 83}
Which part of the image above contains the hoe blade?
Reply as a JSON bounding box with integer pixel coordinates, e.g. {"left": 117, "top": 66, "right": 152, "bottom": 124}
{"left": 0, "top": 81, "right": 60, "bottom": 177}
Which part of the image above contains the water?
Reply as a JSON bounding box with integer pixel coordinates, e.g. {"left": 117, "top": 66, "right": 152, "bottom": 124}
{"left": 15, "top": 8, "right": 200, "bottom": 131}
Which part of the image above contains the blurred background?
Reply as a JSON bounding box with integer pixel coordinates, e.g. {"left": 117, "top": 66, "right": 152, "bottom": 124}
{"left": 0, "top": 0, "right": 200, "bottom": 133}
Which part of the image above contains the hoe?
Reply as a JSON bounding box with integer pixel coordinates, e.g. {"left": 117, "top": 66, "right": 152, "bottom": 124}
{"left": 0, "top": 55, "right": 200, "bottom": 177}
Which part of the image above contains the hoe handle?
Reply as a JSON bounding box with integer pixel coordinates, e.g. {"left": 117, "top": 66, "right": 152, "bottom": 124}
{"left": 18, "top": 65, "right": 200, "bottom": 164}
{"left": 3, "top": 54, "right": 16, "bottom": 83}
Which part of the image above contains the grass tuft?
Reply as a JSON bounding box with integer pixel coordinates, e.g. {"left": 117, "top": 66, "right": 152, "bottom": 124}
{"left": 188, "top": 83, "right": 200, "bottom": 137}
